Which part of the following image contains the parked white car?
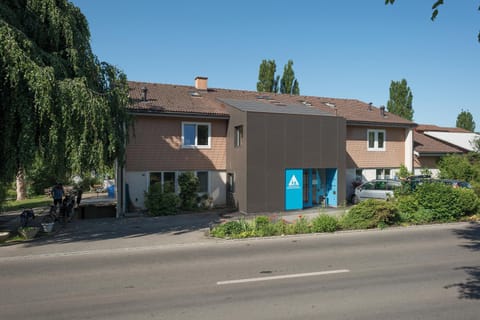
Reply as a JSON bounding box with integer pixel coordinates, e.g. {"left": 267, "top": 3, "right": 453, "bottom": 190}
{"left": 351, "top": 179, "right": 402, "bottom": 204}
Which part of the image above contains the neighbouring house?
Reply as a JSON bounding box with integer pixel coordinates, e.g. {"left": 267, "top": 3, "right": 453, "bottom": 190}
{"left": 414, "top": 125, "right": 480, "bottom": 177}
{"left": 118, "top": 77, "right": 417, "bottom": 215}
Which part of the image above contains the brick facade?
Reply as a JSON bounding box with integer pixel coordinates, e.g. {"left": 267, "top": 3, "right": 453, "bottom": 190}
{"left": 126, "top": 116, "right": 227, "bottom": 171}
{"left": 346, "top": 125, "right": 406, "bottom": 168}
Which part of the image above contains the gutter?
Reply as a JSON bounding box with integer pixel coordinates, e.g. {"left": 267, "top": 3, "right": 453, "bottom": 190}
{"left": 347, "top": 120, "right": 417, "bottom": 129}
{"left": 128, "top": 109, "right": 230, "bottom": 120}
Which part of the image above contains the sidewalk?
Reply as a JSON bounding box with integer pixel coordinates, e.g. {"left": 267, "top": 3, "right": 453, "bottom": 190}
{"left": 0, "top": 205, "right": 348, "bottom": 259}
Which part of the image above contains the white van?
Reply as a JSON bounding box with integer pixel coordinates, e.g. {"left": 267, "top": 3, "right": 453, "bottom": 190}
{"left": 351, "top": 179, "right": 402, "bottom": 204}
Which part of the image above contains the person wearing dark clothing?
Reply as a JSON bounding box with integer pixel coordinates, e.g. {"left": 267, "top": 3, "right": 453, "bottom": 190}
{"left": 76, "top": 188, "right": 83, "bottom": 206}
{"left": 51, "top": 183, "right": 65, "bottom": 207}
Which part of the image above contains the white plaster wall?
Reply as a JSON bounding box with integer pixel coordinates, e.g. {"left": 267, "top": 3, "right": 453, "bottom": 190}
{"left": 210, "top": 171, "right": 227, "bottom": 207}
{"left": 125, "top": 171, "right": 148, "bottom": 210}
{"left": 405, "top": 128, "right": 414, "bottom": 172}
{"left": 414, "top": 168, "right": 439, "bottom": 178}
{"left": 126, "top": 170, "right": 227, "bottom": 210}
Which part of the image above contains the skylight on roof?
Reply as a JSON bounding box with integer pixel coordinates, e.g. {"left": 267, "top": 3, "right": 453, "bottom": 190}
{"left": 301, "top": 101, "right": 312, "bottom": 107}
{"left": 189, "top": 91, "right": 201, "bottom": 97}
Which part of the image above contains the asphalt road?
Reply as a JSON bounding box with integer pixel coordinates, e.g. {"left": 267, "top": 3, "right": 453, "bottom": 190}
{"left": 1, "top": 223, "right": 479, "bottom": 319}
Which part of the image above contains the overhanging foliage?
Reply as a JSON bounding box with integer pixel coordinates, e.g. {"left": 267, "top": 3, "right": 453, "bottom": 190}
{"left": 0, "top": 0, "right": 130, "bottom": 186}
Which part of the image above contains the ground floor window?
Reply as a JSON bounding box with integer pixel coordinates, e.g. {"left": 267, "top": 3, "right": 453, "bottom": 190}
{"left": 149, "top": 171, "right": 210, "bottom": 194}
{"left": 196, "top": 171, "right": 209, "bottom": 193}
{"left": 376, "top": 168, "right": 391, "bottom": 179}
{"left": 149, "top": 171, "right": 176, "bottom": 192}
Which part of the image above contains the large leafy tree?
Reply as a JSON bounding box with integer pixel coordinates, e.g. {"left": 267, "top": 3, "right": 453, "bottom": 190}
{"left": 385, "top": 0, "right": 480, "bottom": 42}
{"left": 256, "top": 59, "right": 279, "bottom": 93}
{"left": 386, "top": 79, "right": 414, "bottom": 120}
{"left": 0, "top": 0, "right": 129, "bottom": 200}
{"left": 456, "top": 109, "right": 476, "bottom": 132}
{"left": 279, "top": 60, "right": 300, "bottom": 95}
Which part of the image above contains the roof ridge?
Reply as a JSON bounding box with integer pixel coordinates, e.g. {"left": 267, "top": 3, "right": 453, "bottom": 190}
{"left": 127, "top": 81, "right": 369, "bottom": 104}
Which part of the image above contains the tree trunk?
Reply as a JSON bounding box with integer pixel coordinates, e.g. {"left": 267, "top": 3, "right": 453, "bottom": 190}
{"left": 16, "top": 168, "right": 27, "bottom": 201}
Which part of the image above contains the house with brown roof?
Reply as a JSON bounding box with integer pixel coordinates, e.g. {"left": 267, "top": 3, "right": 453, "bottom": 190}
{"left": 119, "top": 77, "right": 417, "bottom": 214}
{"left": 414, "top": 125, "right": 479, "bottom": 177}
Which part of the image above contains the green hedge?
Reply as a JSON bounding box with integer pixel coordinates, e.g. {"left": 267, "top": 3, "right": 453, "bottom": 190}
{"left": 210, "top": 183, "right": 480, "bottom": 238}
{"left": 412, "top": 182, "right": 479, "bottom": 222}
{"left": 311, "top": 214, "right": 338, "bottom": 232}
{"left": 340, "top": 199, "right": 399, "bottom": 229}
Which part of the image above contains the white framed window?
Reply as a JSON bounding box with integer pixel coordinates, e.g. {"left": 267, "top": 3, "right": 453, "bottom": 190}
{"left": 182, "top": 122, "right": 211, "bottom": 148}
{"left": 376, "top": 168, "right": 391, "bottom": 179}
{"left": 150, "top": 171, "right": 210, "bottom": 195}
{"left": 149, "top": 171, "right": 177, "bottom": 193}
{"left": 367, "top": 129, "right": 386, "bottom": 151}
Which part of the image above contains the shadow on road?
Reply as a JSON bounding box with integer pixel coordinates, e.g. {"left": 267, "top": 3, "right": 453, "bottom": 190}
{"left": 444, "top": 266, "right": 480, "bottom": 300}
{"left": 1, "top": 210, "right": 234, "bottom": 249}
{"left": 445, "top": 222, "right": 480, "bottom": 300}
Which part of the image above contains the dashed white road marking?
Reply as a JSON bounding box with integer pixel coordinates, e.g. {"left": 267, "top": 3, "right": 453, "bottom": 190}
{"left": 217, "top": 269, "right": 350, "bottom": 285}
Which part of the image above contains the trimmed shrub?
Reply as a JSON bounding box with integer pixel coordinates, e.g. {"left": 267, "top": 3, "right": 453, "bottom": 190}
{"left": 413, "top": 182, "right": 476, "bottom": 221}
{"left": 293, "top": 215, "right": 311, "bottom": 234}
{"left": 211, "top": 219, "right": 252, "bottom": 238}
{"left": 311, "top": 214, "right": 338, "bottom": 233}
{"left": 144, "top": 183, "right": 180, "bottom": 216}
{"left": 455, "top": 187, "right": 480, "bottom": 215}
{"left": 395, "top": 194, "right": 418, "bottom": 223}
{"left": 408, "top": 208, "right": 435, "bottom": 225}
{"left": 471, "top": 181, "right": 480, "bottom": 197}
{"left": 340, "top": 199, "right": 399, "bottom": 230}
{"left": 254, "top": 216, "right": 274, "bottom": 236}
{"left": 178, "top": 172, "right": 199, "bottom": 210}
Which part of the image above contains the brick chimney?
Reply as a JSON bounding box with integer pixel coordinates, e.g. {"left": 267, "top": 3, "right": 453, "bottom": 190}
{"left": 380, "top": 105, "right": 386, "bottom": 117}
{"left": 195, "top": 76, "right": 208, "bottom": 90}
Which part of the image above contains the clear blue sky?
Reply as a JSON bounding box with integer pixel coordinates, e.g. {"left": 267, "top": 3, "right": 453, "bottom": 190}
{"left": 70, "top": 0, "right": 479, "bottom": 128}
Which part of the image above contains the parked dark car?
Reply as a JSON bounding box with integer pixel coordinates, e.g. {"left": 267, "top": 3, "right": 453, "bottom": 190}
{"left": 405, "top": 175, "right": 434, "bottom": 190}
{"left": 439, "top": 179, "right": 472, "bottom": 189}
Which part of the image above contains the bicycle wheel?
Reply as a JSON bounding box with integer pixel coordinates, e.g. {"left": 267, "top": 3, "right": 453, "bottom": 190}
{"left": 42, "top": 214, "right": 55, "bottom": 224}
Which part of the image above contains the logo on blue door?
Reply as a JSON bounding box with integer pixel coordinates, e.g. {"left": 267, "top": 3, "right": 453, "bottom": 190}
{"left": 287, "top": 175, "right": 300, "bottom": 189}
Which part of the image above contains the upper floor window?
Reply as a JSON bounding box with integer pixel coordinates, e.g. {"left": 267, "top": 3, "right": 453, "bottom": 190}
{"left": 182, "top": 122, "right": 211, "bottom": 148}
{"left": 234, "top": 125, "right": 243, "bottom": 148}
{"left": 367, "top": 129, "right": 386, "bottom": 151}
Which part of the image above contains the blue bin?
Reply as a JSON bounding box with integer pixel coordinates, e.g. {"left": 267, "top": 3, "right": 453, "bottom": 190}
{"left": 107, "top": 185, "right": 115, "bottom": 198}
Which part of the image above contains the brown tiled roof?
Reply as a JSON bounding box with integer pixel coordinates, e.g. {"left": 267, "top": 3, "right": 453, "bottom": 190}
{"left": 416, "top": 124, "right": 471, "bottom": 133}
{"left": 414, "top": 128, "right": 466, "bottom": 155}
{"left": 128, "top": 80, "right": 416, "bottom": 126}
{"left": 128, "top": 82, "right": 229, "bottom": 117}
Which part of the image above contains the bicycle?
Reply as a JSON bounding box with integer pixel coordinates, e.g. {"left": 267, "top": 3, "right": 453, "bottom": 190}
{"left": 41, "top": 205, "right": 61, "bottom": 224}
{"left": 60, "top": 193, "right": 76, "bottom": 223}
{"left": 42, "top": 194, "right": 75, "bottom": 225}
